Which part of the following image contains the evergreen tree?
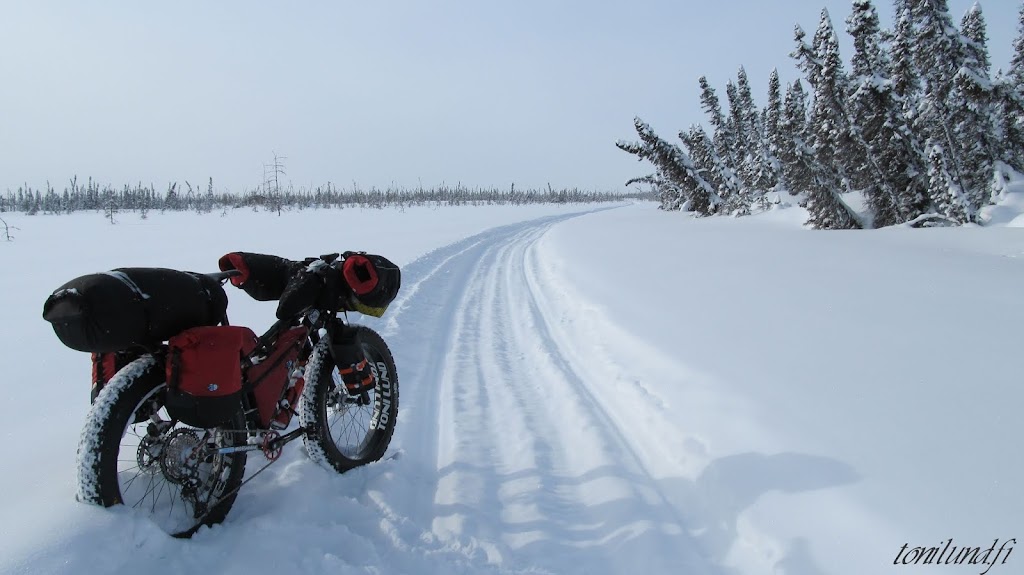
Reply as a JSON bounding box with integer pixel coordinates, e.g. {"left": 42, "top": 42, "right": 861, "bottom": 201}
{"left": 29, "top": 190, "right": 42, "bottom": 215}
{"left": 996, "top": 76, "right": 1024, "bottom": 171}
{"left": 798, "top": 9, "right": 863, "bottom": 229}
{"left": 890, "top": 4, "right": 918, "bottom": 105}
{"left": 950, "top": 4, "right": 999, "bottom": 212}
{"left": 792, "top": 25, "right": 818, "bottom": 86}
{"left": 779, "top": 80, "right": 811, "bottom": 195}
{"left": 960, "top": 4, "right": 989, "bottom": 72}
{"left": 698, "top": 76, "right": 738, "bottom": 167}
{"left": 913, "top": 0, "right": 970, "bottom": 205}
{"left": 681, "top": 123, "right": 743, "bottom": 211}
{"left": 1013, "top": 2, "right": 1024, "bottom": 87}
{"left": 846, "top": 0, "right": 928, "bottom": 226}
{"left": 724, "top": 78, "right": 753, "bottom": 211}
{"left": 847, "top": 0, "right": 897, "bottom": 225}
{"left": 725, "top": 80, "right": 749, "bottom": 175}
{"left": 737, "top": 67, "right": 777, "bottom": 195}
{"left": 164, "top": 183, "right": 180, "bottom": 211}
{"left": 927, "top": 145, "right": 971, "bottom": 223}
{"left": 999, "top": 3, "right": 1024, "bottom": 170}
{"left": 763, "top": 69, "right": 785, "bottom": 188}
{"left": 912, "top": 0, "right": 963, "bottom": 102}
{"left": 17, "top": 189, "right": 29, "bottom": 212}
{"left": 617, "top": 117, "right": 720, "bottom": 215}
{"left": 43, "top": 182, "right": 59, "bottom": 214}
{"left": 849, "top": 0, "right": 888, "bottom": 80}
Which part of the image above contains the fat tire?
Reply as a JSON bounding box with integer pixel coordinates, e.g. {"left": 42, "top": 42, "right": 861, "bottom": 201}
{"left": 76, "top": 355, "right": 247, "bottom": 538}
{"left": 300, "top": 325, "right": 399, "bottom": 473}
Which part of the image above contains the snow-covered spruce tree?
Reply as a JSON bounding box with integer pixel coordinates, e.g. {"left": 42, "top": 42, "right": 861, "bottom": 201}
{"left": 723, "top": 79, "right": 753, "bottom": 213}
{"left": 626, "top": 172, "right": 684, "bottom": 211}
{"left": 997, "top": 3, "right": 1024, "bottom": 171}
{"left": 846, "top": 0, "right": 928, "bottom": 226}
{"left": 888, "top": 1, "right": 932, "bottom": 202}
{"left": 927, "top": 144, "right": 970, "bottom": 223}
{"left": 912, "top": 0, "right": 963, "bottom": 108}
{"left": 736, "top": 67, "right": 778, "bottom": 198}
{"left": 846, "top": 0, "right": 897, "bottom": 225}
{"left": 617, "top": 140, "right": 684, "bottom": 210}
{"left": 950, "top": 4, "right": 1001, "bottom": 211}
{"left": 1013, "top": 1, "right": 1024, "bottom": 86}
{"left": 764, "top": 69, "right": 786, "bottom": 190}
{"left": 995, "top": 72, "right": 1024, "bottom": 171}
{"left": 616, "top": 117, "right": 720, "bottom": 215}
{"left": 778, "top": 80, "right": 811, "bottom": 195}
{"left": 699, "top": 76, "right": 739, "bottom": 170}
{"left": 42, "top": 182, "right": 60, "bottom": 215}
{"left": 912, "top": 0, "right": 974, "bottom": 220}
{"left": 792, "top": 11, "right": 862, "bottom": 229}
{"left": 890, "top": 2, "right": 920, "bottom": 110}
{"left": 680, "top": 123, "right": 741, "bottom": 209}
{"left": 724, "top": 82, "right": 749, "bottom": 169}
{"left": 697, "top": 75, "right": 753, "bottom": 212}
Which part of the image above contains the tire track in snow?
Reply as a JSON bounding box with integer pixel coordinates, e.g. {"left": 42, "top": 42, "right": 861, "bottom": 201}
{"left": 372, "top": 211, "right": 719, "bottom": 574}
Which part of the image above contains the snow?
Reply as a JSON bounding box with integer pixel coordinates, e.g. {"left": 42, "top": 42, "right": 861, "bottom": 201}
{"left": 100, "top": 270, "right": 151, "bottom": 300}
{"left": 1, "top": 197, "right": 1023, "bottom": 575}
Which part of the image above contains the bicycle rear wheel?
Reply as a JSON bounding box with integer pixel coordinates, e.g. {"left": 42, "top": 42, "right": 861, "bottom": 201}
{"left": 77, "top": 355, "right": 248, "bottom": 538}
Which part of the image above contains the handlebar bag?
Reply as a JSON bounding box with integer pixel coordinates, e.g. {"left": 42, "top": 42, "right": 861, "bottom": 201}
{"left": 165, "top": 325, "right": 258, "bottom": 428}
{"left": 342, "top": 253, "right": 401, "bottom": 317}
{"left": 275, "top": 265, "right": 324, "bottom": 320}
{"left": 42, "top": 268, "right": 228, "bottom": 353}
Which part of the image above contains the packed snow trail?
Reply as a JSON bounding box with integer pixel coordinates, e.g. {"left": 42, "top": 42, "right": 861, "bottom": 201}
{"left": 371, "top": 212, "right": 718, "bottom": 573}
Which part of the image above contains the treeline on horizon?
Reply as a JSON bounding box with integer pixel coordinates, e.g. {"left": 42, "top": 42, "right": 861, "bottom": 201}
{"left": 0, "top": 177, "right": 650, "bottom": 216}
{"left": 619, "top": 0, "right": 1024, "bottom": 229}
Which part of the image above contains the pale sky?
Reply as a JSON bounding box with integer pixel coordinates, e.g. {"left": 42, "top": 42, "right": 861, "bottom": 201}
{"left": 1, "top": 1, "right": 1018, "bottom": 194}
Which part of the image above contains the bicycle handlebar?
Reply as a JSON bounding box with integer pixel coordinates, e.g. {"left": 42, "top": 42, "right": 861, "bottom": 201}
{"left": 206, "top": 269, "right": 243, "bottom": 284}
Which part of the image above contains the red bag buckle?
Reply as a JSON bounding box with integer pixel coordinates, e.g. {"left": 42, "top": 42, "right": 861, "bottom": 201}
{"left": 339, "top": 359, "right": 375, "bottom": 395}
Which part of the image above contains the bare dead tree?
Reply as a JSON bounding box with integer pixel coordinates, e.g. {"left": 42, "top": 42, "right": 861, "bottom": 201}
{"left": 263, "top": 152, "right": 287, "bottom": 215}
{"left": 0, "top": 216, "right": 18, "bottom": 241}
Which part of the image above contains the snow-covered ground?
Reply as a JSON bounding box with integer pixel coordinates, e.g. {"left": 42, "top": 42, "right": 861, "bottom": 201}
{"left": 1, "top": 195, "right": 1022, "bottom": 575}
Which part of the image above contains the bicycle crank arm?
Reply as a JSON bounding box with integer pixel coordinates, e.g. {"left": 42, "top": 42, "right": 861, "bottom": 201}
{"left": 268, "top": 427, "right": 307, "bottom": 448}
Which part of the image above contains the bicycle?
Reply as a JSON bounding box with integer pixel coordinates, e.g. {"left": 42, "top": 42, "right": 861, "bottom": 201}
{"left": 44, "top": 251, "right": 400, "bottom": 537}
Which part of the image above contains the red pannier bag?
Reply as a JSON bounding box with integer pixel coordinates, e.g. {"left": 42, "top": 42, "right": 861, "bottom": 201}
{"left": 91, "top": 351, "right": 140, "bottom": 403}
{"left": 165, "top": 326, "right": 258, "bottom": 428}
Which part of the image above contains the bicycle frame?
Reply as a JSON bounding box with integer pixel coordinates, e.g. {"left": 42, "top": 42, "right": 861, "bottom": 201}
{"left": 218, "top": 308, "right": 353, "bottom": 461}
{"left": 72, "top": 254, "right": 400, "bottom": 537}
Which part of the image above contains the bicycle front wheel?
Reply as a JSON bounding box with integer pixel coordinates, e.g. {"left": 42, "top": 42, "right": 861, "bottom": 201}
{"left": 299, "top": 325, "right": 399, "bottom": 473}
